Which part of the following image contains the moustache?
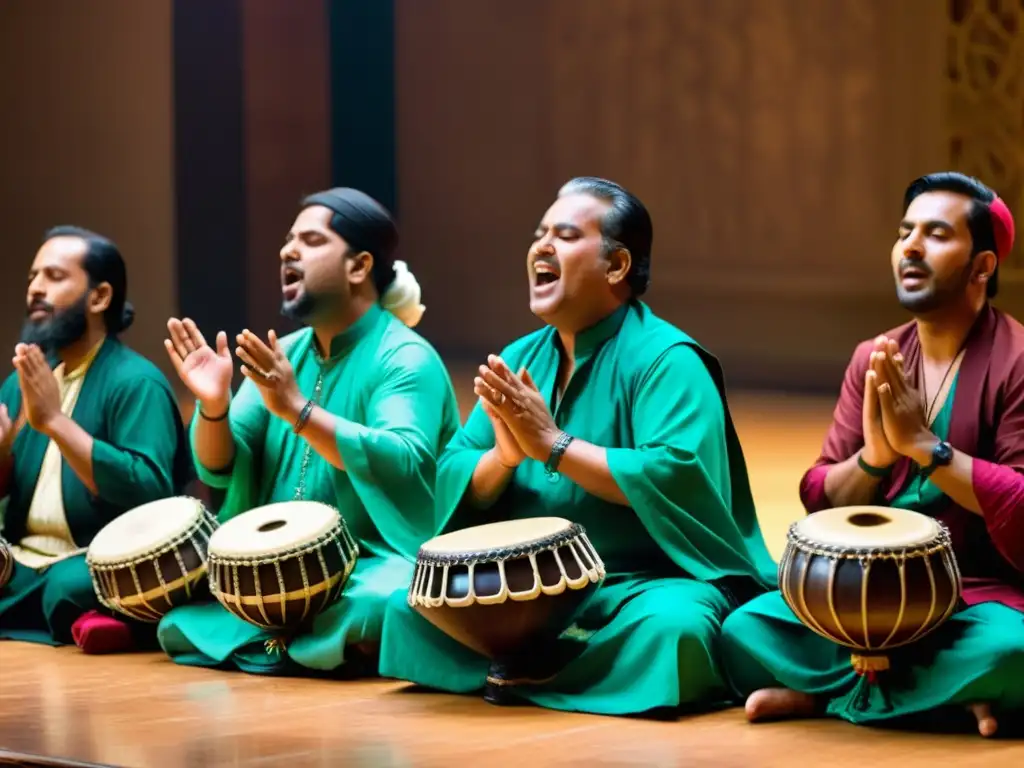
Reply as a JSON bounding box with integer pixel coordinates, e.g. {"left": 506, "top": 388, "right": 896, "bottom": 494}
{"left": 898, "top": 259, "right": 932, "bottom": 277}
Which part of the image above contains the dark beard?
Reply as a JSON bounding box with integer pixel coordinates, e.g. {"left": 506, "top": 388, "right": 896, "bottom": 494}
{"left": 895, "top": 262, "right": 973, "bottom": 315}
{"left": 280, "top": 291, "right": 317, "bottom": 324}
{"left": 20, "top": 294, "right": 89, "bottom": 354}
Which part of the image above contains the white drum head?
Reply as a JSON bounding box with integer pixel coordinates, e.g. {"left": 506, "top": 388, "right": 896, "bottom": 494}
{"left": 795, "top": 506, "right": 941, "bottom": 549}
{"left": 421, "top": 517, "right": 573, "bottom": 555}
{"left": 88, "top": 496, "right": 205, "bottom": 563}
{"left": 209, "top": 501, "right": 340, "bottom": 559}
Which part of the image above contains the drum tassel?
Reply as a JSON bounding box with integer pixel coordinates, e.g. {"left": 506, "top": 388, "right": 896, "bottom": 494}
{"left": 264, "top": 636, "right": 289, "bottom": 656}
{"left": 850, "top": 653, "right": 889, "bottom": 683}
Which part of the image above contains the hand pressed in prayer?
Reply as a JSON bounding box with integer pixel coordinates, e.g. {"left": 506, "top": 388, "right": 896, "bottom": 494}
{"left": 871, "top": 337, "right": 932, "bottom": 458}
{"left": 235, "top": 329, "right": 304, "bottom": 423}
{"left": 0, "top": 404, "right": 13, "bottom": 451}
{"left": 475, "top": 355, "right": 560, "bottom": 463}
{"left": 12, "top": 344, "right": 63, "bottom": 433}
{"left": 480, "top": 396, "right": 526, "bottom": 468}
{"left": 862, "top": 337, "right": 900, "bottom": 468}
{"left": 165, "top": 318, "right": 234, "bottom": 417}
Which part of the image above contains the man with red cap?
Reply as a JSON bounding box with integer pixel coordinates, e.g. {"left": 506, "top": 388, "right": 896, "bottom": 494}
{"left": 720, "top": 172, "right": 1023, "bottom": 737}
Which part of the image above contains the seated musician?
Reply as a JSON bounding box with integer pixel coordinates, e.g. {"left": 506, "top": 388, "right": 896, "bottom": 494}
{"left": 720, "top": 172, "right": 1024, "bottom": 737}
{"left": 156, "top": 187, "right": 460, "bottom": 675}
{"left": 0, "top": 227, "right": 192, "bottom": 651}
{"left": 379, "top": 177, "right": 778, "bottom": 716}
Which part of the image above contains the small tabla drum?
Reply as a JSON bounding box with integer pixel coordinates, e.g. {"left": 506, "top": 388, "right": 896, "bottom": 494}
{"left": 409, "top": 517, "right": 605, "bottom": 704}
{"left": 779, "top": 505, "right": 961, "bottom": 680}
{"left": 206, "top": 501, "right": 358, "bottom": 645}
{"left": 86, "top": 496, "right": 218, "bottom": 622}
{"left": 0, "top": 535, "right": 14, "bottom": 591}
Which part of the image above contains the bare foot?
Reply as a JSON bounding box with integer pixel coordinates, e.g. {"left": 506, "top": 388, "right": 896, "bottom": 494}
{"left": 967, "top": 702, "right": 998, "bottom": 738}
{"left": 745, "top": 688, "right": 818, "bottom": 722}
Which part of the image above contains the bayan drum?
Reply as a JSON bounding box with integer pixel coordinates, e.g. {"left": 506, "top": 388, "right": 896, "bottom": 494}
{"left": 409, "top": 517, "right": 605, "bottom": 704}
{"left": 0, "top": 535, "right": 14, "bottom": 590}
{"left": 780, "top": 505, "right": 961, "bottom": 680}
{"left": 86, "top": 496, "right": 218, "bottom": 622}
{"left": 207, "top": 501, "right": 358, "bottom": 644}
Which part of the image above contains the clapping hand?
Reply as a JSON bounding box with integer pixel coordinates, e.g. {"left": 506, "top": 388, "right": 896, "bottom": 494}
{"left": 165, "top": 318, "right": 234, "bottom": 417}
{"left": 475, "top": 355, "right": 559, "bottom": 463}
{"left": 235, "top": 330, "right": 304, "bottom": 422}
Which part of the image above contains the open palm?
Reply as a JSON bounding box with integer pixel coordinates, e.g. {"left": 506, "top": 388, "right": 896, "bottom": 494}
{"left": 165, "top": 318, "right": 234, "bottom": 410}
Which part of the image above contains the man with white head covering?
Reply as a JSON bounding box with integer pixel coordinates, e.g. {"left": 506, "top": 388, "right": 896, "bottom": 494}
{"left": 156, "top": 187, "right": 460, "bottom": 676}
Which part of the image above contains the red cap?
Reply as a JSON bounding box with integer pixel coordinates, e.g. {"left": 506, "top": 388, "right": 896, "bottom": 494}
{"left": 990, "top": 196, "right": 1015, "bottom": 263}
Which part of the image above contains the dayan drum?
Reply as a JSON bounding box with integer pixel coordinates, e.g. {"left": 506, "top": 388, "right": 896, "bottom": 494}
{"left": 779, "top": 505, "right": 961, "bottom": 679}
{"left": 86, "top": 496, "right": 218, "bottom": 622}
{"left": 0, "top": 535, "right": 14, "bottom": 591}
{"left": 207, "top": 501, "right": 359, "bottom": 635}
{"left": 408, "top": 517, "right": 606, "bottom": 704}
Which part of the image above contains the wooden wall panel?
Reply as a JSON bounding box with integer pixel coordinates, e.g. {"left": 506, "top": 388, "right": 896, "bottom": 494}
{"left": 0, "top": 0, "right": 175, "bottom": 380}
{"left": 241, "top": 1, "right": 332, "bottom": 340}
{"left": 394, "top": 0, "right": 955, "bottom": 390}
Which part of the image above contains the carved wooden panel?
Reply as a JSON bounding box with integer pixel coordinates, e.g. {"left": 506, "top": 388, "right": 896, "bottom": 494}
{"left": 948, "top": 0, "right": 1024, "bottom": 276}
{"left": 395, "top": 1, "right": 955, "bottom": 388}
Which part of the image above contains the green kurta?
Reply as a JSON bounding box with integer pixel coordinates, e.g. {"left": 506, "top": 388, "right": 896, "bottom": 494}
{"left": 379, "top": 300, "right": 777, "bottom": 715}
{"left": 156, "top": 305, "right": 460, "bottom": 675}
{"left": 0, "top": 339, "right": 192, "bottom": 644}
{"left": 721, "top": 377, "right": 1024, "bottom": 728}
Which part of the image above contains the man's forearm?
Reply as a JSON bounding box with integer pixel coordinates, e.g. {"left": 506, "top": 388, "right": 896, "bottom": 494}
{"left": 43, "top": 414, "right": 98, "bottom": 495}
{"left": 555, "top": 439, "right": 629, "bottom": 506}
{"left": 468, "top": 449, "right": 517, "bottom": 508}
{"left": 292, "top": 404, "right": 344, "bottom": 470}
{"left": 823, "top": 451, "right": 887, "bottom": 508}
{"left": 906, "top": 439, "right": 981, "bottom": 515}
{"left": 193, "top": 400, "right": 236, "bottom": 473}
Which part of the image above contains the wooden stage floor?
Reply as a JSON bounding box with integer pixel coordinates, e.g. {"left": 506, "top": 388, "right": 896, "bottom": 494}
{"left": 1, "top": 389, "right": 1021, "bottom": 766}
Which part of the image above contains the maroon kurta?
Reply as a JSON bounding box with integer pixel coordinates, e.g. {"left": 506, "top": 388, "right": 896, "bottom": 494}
{"left": 800, "top": 304, "right": 1024, "bottom": 612}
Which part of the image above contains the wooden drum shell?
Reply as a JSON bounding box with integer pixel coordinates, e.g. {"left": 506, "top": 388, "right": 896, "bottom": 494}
{"left": 87, "top": 507, "right": 219, "bottom": 623}
{"left": 779, "top": 526, "right": 961, "bottom": 652}
{"left": 0, "top": 536, "right": 13, "bottom": 591}
{"left": 207, "top": 520, "right": 358, "bottom": 631}
{"left": 409, "top": 523, "right": 605, "bottom": 660}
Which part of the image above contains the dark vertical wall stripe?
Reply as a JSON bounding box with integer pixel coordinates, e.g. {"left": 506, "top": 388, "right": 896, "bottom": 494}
{"left": 172, "top": 0, "right": 247, "bottom": 334}
{"left": 327, "top": 0, "right": 397, "bottom": 214}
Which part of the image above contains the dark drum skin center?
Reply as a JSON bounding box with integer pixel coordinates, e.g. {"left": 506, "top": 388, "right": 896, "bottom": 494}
{"left": 258, "top": 520, "right": 287, "bottom": 533}
{"left": 847, "top": 512, "right": 889, "bottom": 528}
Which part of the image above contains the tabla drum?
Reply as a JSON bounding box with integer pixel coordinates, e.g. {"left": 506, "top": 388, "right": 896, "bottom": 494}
{"left": 0, "top": 535, "right": 14, "bottom": 591}
{"left": 86, "top": 496, "right": 218, "bottom": 622}
{"left": 779, "top": 505, "right": 961, "bottom": 679}
{"left": 206, "top": 501, "right": 359, "bottom": 637}
{"left": 409, "top": 517, "right": 605, "bottom": 704}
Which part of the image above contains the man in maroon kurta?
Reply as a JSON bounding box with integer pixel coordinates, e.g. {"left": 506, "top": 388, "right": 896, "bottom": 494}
{"left": 720, "top": 172, "right": 1024, "bottom": 737}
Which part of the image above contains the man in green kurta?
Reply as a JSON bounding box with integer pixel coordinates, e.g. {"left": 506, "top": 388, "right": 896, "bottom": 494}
{"left": 378, "top": 177, "right": 777, "bottom": 715}
{"left": 0, "top": 226, "right": 192, "bottom": 651}
{"left": 720, "top": 172, "right": 1024, "bottom": 738}
{"left": 156, "top": 187, "right": 460, "bottom": 675}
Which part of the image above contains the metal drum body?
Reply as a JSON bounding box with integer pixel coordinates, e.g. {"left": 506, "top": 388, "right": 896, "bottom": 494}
{"left": 86, "top": 496, "right": 218, "bottom": 622}
{"left": 207, "top": 501, "right": 359, "bottom": 631}
{"left": 779, "top": 506, "right": 961, "bottom": 672}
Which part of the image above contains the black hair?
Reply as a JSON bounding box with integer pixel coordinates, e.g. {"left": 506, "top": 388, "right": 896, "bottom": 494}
{"left": 43, "top": 226, "right": 134, "bottom": 334}
{"left": 903, "top": 172, "right": 999, "bottom": 298}
{"left": 558, "top": 176, "right": 653, "bottom": 296}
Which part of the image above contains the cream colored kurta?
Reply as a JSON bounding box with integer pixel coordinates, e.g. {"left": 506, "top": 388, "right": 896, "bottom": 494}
{"left": 10, "top": 341, "right": 103, "bottom": 570}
